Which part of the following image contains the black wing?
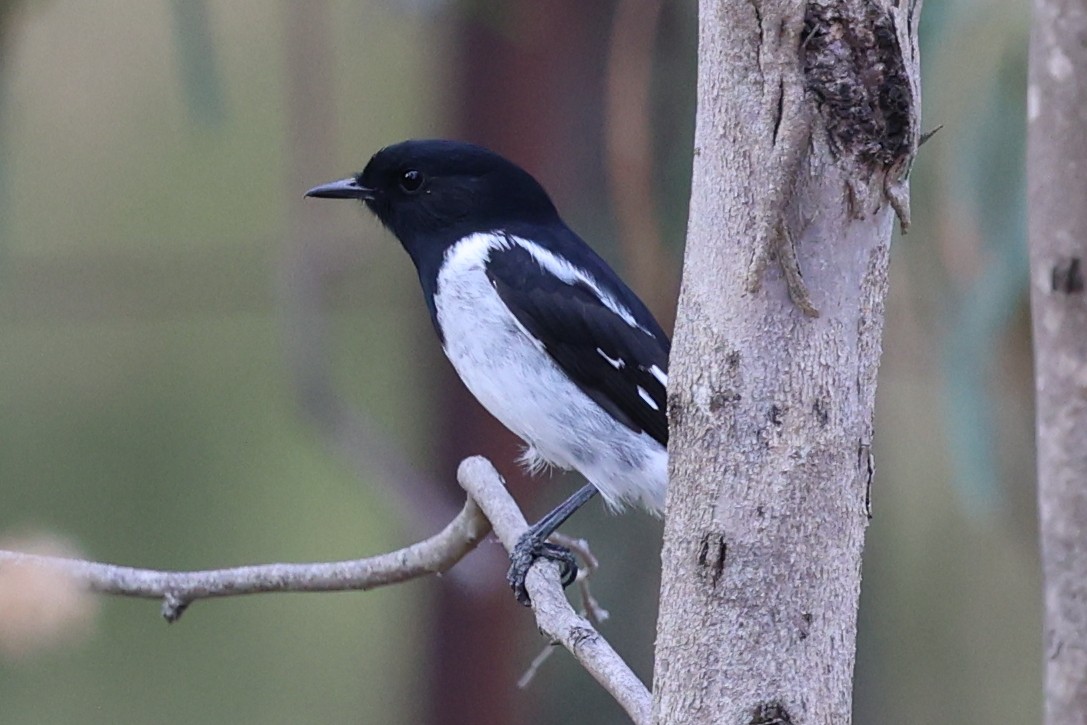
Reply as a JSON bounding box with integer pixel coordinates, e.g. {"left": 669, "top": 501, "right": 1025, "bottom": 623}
{"left": 485, "top": 241, "right": 669, "bottom": 446}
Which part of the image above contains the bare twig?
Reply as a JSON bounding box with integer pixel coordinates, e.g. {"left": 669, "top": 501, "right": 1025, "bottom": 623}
{"left": 457, "top": 457, "right": 652, "bottom": 725}
{"left": 549, "top": 533, "right": 609, "bottom": 626}
{"left": 0, "top": 499, "right": 492, "bottom": 623}
{"left": 518, "top": 533, "right": 610, "bottom": 690}
{"left": 0, "top": 457, "right": 650, "bottom": 723}
{"left": 517, "top": 642, "right": 560, "bottom": 690}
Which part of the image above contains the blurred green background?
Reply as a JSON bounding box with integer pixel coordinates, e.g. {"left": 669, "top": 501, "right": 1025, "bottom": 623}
{"left": 0, "top": 1, "right": 1038, "bottom": 724}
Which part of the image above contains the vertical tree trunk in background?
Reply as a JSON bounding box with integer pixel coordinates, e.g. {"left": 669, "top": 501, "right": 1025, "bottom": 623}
{"left": 1028, "top": 3, "right": 1087, "bottom": 723}
{"left": 654, "top": 2, "right": 922, "bottom": 723}
{"left": 429, "top": 4, "right": 607, "bottom": 724}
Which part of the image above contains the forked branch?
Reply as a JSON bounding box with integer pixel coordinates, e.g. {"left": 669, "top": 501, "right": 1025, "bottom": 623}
{"left": 0, "top": 456, "right": 651, "bottom": 724}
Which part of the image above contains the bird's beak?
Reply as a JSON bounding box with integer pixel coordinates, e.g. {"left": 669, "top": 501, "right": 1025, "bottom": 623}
{"left": 304, "top": 177, "right": 375, "bottom": 201}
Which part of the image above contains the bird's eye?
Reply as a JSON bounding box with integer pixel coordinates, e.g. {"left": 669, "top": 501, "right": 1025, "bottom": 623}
{"left": 399, "top": 169, "right": 425, "bottom": 194}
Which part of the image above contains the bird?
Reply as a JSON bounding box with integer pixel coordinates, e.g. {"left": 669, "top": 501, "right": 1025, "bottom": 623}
{"left": 305, "top": 139, "right": 669, "bottom": 605}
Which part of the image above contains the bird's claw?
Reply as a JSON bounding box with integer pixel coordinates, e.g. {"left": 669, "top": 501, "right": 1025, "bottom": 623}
{"left": 507, "top": 535, "right": 578, "bottom": 606}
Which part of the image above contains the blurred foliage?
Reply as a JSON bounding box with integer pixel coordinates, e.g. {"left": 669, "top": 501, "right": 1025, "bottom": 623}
{"left": 855, "top": 1, "right": 1039, "bottom": 723}
{"left": 0, "top": 1, "right": 1041, "bottom": 724}
{"left": 168, "top": 0, "right": 226, "bottom": 128}
{"left": 1, "top": 2, "right": 437, "bottom": 723}
{"left": 0, "top": 0, "right": 21, "bottom": 258}
{"left": 922, "top": 1, "right": 1031, "bottom": 516}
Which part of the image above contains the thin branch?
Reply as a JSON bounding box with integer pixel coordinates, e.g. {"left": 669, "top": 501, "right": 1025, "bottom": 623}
{"left": 0, "top": 498, "right": 491, "bottom": 623}
{"left": 0, "top": 457, "right": 650, "bottom": 724}
{"left": 457, "top": 457, "right": 652, "bottom": 725}
{"left": 516, "top": 533, "right": 610, "bottom": 690}
{"left": 517, "top": 643, "right": 560, "bottom": 690}
{"left": 550, "top": 532, "right": 609, "bottom": 626}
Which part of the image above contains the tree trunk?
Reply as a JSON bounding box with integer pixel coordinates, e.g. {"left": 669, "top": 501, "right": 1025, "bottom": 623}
{"left": 653, "top": 2, "right": 922, "bottom": 723}
{"left": 1028, "top": 2, "right": 1087, "bottom": 723}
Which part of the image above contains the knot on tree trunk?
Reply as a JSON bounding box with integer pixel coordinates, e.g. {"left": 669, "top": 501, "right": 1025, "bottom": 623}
{"left": 802, "top": 1, "right": 914, "bottom": 174}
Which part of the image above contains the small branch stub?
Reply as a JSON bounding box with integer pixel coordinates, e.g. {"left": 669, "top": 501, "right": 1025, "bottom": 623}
{"left": 0, "top": 496, "right": 492, "bottom": 622}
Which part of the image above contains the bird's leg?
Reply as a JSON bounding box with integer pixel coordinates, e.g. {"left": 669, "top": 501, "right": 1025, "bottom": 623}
{"left": 508, "top": 483, "right": 598, "bottom": 606}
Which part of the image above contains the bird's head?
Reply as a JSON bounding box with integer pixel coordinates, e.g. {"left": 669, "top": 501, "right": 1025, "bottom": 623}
{"left": 305, "top": 139, "right": 559, "bottom": 249}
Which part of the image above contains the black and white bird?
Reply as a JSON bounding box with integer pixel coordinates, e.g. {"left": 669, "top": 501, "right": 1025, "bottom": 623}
{"left": 305, "top": 140, "right": 669, "bottom": 604}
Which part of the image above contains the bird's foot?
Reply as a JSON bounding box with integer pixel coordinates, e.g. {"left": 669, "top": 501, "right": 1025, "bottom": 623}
{"left": 507, "top": 534, "right": 578, "bottom": 606}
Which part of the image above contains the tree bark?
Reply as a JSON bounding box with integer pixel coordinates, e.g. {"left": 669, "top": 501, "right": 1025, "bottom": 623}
{"left": 653, "top": 2, "right": 922, "bottom": 723}
{"left": 1028, "top": 2, "right": 1087, "bottom": 723}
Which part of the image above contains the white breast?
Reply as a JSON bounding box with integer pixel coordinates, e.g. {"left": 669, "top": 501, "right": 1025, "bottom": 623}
{"left": 432, "top": 232, "right": 667, "bottom": 513}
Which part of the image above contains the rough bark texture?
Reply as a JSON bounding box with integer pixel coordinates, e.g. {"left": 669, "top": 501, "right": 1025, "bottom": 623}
{"left": 1028, "top": 2, "right": 1087, "bottom": 723}
{"left": 653, "top": 2, "right": 922, "bottom": 723}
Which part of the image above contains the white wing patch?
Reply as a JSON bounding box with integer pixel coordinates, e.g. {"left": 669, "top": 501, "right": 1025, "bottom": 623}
{"left": 637, "top": 386, "right": 660, "bottom": 411}
{"left": 434, "top": 233, "right": 668, "bottom": 513}
{"left": 508, "top": 236, "right": 653, "bottom": 337}
{"left": 443, "top": 231, "right": 655, "bottom": 339}
{"left": 596, "top": 348, "right": 625, "bottom": 369}
{"left": 648, "top": 365, "right": 667, "bottom": 386}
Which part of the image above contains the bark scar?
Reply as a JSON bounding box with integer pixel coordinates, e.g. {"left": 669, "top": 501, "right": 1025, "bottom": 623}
{"left": 710, "top": 389, "right": 742, "bottom": 413}
{"left": 745, "top": 6, "right": 820, "bottom": 318}
{"left": 860, "top": 441, "right": 875, "bottom": 520}
{"left": 697, "top": 533, "right": 728, "bottom": 587}
{"left": 1051, "top": 257, "right": 1084, "bottom": 294}
{"left": 568, "top": 625, "right": 599, "bottom": 650}
{"left": 750, "top": 701, "right": 795, "bottom": 725}
{"left": 798, "top": 611, "right": 813, "bottom": 640}
{"left": 769, "top": 404, "right": 785, "bottom": 426}
{"left": 803, "top": 2, "right": 917, "bottom": 229}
